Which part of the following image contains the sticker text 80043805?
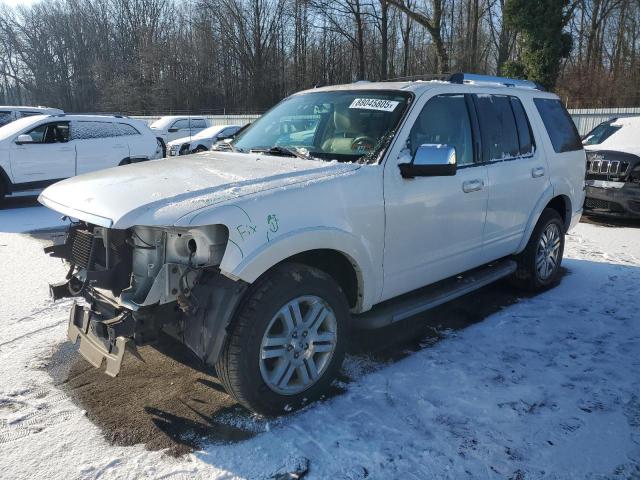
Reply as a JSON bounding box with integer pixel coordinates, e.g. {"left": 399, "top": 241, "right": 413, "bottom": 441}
{"left": 349, "top": 98, "right": 399, "bottom": 112}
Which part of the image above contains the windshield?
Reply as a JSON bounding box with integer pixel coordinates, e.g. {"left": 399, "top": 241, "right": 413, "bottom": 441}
{"left": 583, "top": 119, "right": 622, "bottom": 145}
{"left": 232, "top": 90, "right": 411, "bottom": 163}
{"left": 194, "top": 125, "right": 225, "bottom": 139}
{"left": 0, "top": 114, "right": 48, "bottom": 140}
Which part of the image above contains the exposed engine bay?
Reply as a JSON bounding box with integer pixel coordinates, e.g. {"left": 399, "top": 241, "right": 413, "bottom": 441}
{"left": 46, "top": 222, "right": 247, "bottom": 375}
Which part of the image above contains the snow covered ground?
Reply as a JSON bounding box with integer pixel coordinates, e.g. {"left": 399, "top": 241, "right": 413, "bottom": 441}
{"left": 0, "top": 196, "right": 68, "bottom": 233}
{"left": 0, "top": 220, "right": 639, "bottom": 479}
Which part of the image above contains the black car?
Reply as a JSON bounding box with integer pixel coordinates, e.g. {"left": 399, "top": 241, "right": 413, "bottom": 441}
{"left": 583, "top": 116, "right": 640, "bottom": 218}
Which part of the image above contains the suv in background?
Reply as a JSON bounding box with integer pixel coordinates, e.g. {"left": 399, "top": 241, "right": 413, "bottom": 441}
{"left": 167, "top": 124, "right": 242, "bottom": 156}
{"left": 0, "top": 106, "right": 64, "bottom": 127}
{"left": 583, "top": 116, "right": 640, "bottom": 218}
{"left": 0, "top": 114, "right": 161, "bottom": 201}
{"left": 40, "top": 74, "right": 585, "bottom": 415}
{"left": 149, "top": 116, "right": 209, "bottom": 149}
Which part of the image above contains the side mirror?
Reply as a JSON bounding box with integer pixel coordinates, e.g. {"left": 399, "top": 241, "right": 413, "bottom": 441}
{"left": 399, "top": 144, "right": 457, "bottom": 178}
{"left": 168, "top": 128, "right": 179, "bottom": 133}
{"left": 15, "top": 134, "right": 34, "bottom": 145}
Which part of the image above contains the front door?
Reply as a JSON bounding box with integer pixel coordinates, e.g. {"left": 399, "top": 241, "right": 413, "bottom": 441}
{"left": 10, "top": 121, "right": 75, "bottom": 184}
{"left": 382, "top": 93, "right": 489, "bottom": 301}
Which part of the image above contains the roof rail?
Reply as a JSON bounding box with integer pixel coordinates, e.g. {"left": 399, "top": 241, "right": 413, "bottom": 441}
{"left": 449, "top": 73, "right": 544, "bottom": 91}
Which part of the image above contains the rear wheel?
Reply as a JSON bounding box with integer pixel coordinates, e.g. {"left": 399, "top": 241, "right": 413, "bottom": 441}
{"left": 215, "top": 263, "right": 349, "bottom": 416}
{"left": 511, "top": 208, "right": 565, "bottom": 291}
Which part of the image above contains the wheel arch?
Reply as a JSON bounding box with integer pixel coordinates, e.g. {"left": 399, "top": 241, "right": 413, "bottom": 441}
{"left": 218, "top": 227, "right": 377, "bottom": 313}
{"left": 517, "top": 186, "right": 572, "bottom": 253}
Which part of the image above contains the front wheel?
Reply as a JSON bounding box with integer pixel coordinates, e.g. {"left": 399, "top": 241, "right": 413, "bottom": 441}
{"left": 215, "top": 263, "right": 349, "bottom": 416}
{"left": 511, "top": 208, "right": 565, "bottom": 291}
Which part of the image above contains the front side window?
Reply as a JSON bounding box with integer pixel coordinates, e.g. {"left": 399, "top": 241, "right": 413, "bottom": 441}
{"left": 475, "top": 94, "right": 520, "bottom": 161}
{"left": 25, "top": 122, "right": 70, "bottom": 143}
{"left": 408, "top": 94, "right": 474, "bottom": 166}
{"left": 533, "top": 98, "right": 582, "bottom": 153}
{"left": 171, "top": 119, "right": 189, "bottom": 130}
{"left": 233, "top": 90, "right": 411, "bottom": 163}
{"left": 72, "top": 121, "right": 117, "bottom": 140}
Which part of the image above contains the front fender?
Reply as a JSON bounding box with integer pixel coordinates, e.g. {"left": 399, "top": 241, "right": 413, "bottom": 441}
{"left": 224, "top": 226, "right": 377, "bottom": 312}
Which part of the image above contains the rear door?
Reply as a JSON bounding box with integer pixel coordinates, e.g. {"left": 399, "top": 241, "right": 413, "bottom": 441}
{"left": 116, "top": 122, "right": 150, "bottom": 158}
{"left": 73, "top": 121, "right": 129, "bottom": 174}
{"left": 9, "top": 121, "right": 75, "bottom": 184}
{"left": 475, "top": 94, "right": 550, "bottom": 260}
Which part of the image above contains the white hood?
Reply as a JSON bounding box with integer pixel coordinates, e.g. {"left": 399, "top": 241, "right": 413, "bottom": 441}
{"left": 39, "top": 152, "right": 359, "bottom": 229}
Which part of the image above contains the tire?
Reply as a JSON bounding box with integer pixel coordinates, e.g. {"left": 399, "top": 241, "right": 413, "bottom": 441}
{"left": 511, "top": 208, "right": 565, "bottom": 291}
{"left": 0, "top": 180, "right": 5, "bottom": 204}
{"left": 215, "top": 262, "right": 349, "bottom": 416}
{"left": 193, "top": 145, "right": 207, "bottom": 154}
{"left": 156, "top": 137, "right": 166, "bottom": 158}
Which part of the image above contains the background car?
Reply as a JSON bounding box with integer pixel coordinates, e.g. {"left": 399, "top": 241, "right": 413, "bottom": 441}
{"left": 583, "top": 116, "right": 640, "bottom": 217}
{"left": 0, "top": 114, "right": 161, "bottom": 201}
{"left": 0, "top": 105, "right": 64, "bottom": 127}
{"left": 166, "top": 124, "right": 242, "bottom": 156}
{"left": 149, "top": 115, "right": 209, "bottom": 146}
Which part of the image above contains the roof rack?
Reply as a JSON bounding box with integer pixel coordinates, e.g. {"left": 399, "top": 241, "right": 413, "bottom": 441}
{"left": 449, "top": 73, "right": 544, "bottom": 91}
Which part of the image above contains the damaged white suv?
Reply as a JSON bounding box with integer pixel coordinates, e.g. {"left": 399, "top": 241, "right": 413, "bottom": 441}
{"left": 40, "top": 74, "right": 585, "bottom": 415}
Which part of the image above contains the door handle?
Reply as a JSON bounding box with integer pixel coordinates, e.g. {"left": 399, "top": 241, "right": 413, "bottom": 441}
{"left": 531, "top": 166, "right": 546, "bottom": 178}
{"left": 462, "top": 179, "right": 484, "bottom": 193}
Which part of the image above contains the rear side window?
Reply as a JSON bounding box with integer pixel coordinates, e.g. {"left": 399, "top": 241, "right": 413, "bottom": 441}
{"left": 191, "top": 119, "right": 207, "bottom": 128}
{"left": 72, "top": 121, "right": 117, "bottom": 139}
{"left": 474, "top": 95, "right": 520, "bottom": 161}
{"left": 533, "top": 98, "right": 582, "bottom": 153}
{"left": 509, "top": 97, "right": 535, "bottom": 155}
{"left": 116, "top": 123, "right": 140, "bottom": 136}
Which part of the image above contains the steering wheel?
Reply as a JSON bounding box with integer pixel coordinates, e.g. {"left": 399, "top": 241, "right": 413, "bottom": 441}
{"left": 351, "top": 136, "right": 376, "bottom": 153}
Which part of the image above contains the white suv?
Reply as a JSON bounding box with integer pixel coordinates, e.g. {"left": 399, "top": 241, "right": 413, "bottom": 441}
{"left": 149, "top": 116, "right": 209, "bottom": 147}
{"left": 40, "top": 74, "right": 585, "bottom": 415}
{"left": 0, "top": 114, "right": 161, "bottom": 201}
{"left": 0, "top": 105, "right": 64, "bottom": 128}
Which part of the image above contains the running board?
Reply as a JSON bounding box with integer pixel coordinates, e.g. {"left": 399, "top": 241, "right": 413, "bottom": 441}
{"left": 352, "top": 259, "right": 517, "bottom": 330}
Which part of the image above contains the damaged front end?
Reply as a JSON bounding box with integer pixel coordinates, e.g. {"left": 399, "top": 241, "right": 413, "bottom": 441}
{"left": 46, "top": 222, "right": 247, "bottom": 376}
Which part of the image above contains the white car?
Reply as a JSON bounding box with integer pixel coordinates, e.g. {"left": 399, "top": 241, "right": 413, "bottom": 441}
{"left": 0, "top": 114, "right": 161, "bottom": 201}
{"left": 0, "top": 106, "right": 64, "bottom": 127}
{"left": 40, "top": 74, "right": 585, "bottom": 415}
{"left": 149, "top": 116, "right": 209, "bottom": 146}
{"left": 167, "top": 124, "right": 242, "bottom": 156}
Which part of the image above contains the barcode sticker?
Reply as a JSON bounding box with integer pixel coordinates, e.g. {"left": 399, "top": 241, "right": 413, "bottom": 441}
{"left": 349, "top": 98, "right": 399, "bottom": 112}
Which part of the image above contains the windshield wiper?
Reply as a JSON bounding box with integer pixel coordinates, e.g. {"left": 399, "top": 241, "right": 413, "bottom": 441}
{"left": 250, "top": 146, "right": 312, "bottom": 160}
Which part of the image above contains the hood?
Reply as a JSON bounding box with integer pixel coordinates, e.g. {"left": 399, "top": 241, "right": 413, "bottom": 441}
{"left": 167, "top": 136, "right": 192, "bottom": 147}
{"left": 39, "top": 152, "right": 360, "bottom": 229}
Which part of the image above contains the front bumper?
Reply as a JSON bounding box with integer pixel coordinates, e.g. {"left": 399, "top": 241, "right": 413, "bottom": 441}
{"left": 67, "top": 301, "right": 132, "bottom": 377}
{"left": 584, "top": 182, "right": 640, "bottom": 218}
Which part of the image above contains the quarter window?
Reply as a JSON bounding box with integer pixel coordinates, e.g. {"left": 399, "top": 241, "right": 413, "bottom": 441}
{"left": 533, "top": 98, "right": 582, "bottom": 153}
{"left": 409, "top": 94, "right": 475, "bottom": 166}
{"left": 116, "top": 123, "right": 140, "bottom": 136}
{"left": 475, "top": 94, "right": 520, "bottom": 161}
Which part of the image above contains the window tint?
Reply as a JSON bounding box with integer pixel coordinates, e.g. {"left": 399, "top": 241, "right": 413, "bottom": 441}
{"left": 0, "top": 111, "right": 13, "bottom": 127}
{"left": 475, "top": 94, "right": 520, "bottom": 161}
{"left": 191, "top": 119, "right": 207, "bottom": 129}
{"left": 19, "top": 111, "right": 42, "bottom": 118}
{"left": 509, "top": 97, "right": 535, "bottom": 155}
{"left": 72, "top": 121, "right": 117, "bottom": 140}
{"left": 26, "top": 122, "right": 70, "bottom": 143}
{"left": 409, "top": 94, "right": 474, "bottom": 165}
{"left": 533, "top": 98, "right": 582, "bottom": 153}
{"left": 171, "top": 119, "right": 189, "bottom": 129}
{"left": 116, "top": 123, "right": 140, "bottom": 136}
